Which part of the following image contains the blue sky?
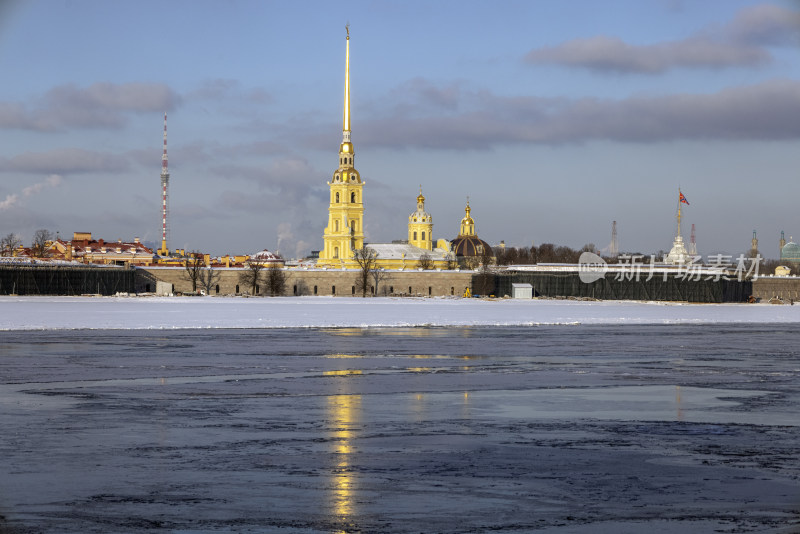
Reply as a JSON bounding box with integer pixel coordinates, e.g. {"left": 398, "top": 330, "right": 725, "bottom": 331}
{"left": 1, "top": 0, "right": 799, "bottom": 259}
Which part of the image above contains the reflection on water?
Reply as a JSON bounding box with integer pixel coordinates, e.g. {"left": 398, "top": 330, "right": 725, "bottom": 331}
{"left": 324, "top": 327, "right": 456, "bottom": 338}
{"left": 327, "top": 393, "right": 361, "bottom": 525}
{"left": 324, "top": 370, "right": 363, "bottom": 376}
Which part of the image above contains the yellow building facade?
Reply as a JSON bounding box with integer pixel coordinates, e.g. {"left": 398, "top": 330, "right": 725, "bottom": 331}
{"left": 408, "top": 190, "right": 433, "bottom": 251}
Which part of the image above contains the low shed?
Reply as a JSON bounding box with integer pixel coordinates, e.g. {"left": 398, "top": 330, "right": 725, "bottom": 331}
{"left": 511, "top": 283, "right": 533, "bottom": 299}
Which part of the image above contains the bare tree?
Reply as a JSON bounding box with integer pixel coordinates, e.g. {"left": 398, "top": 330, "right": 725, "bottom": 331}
{"left": 445, "top": 252, "right": 457, "bottom": 270}
{"left": 182, "top": 252, "right": 205, "bottom": 293}
{"left": 353, "top": 246, "right": 380, "bottom": 297}
{"left": 239, "top": 261, "right": 265, "bottom": 295}
{"left": 31, "top": 229, "right": 53, "bottom": 258}
{"left": 265, "top": 264, "right": 287, "bottom": 296}
{"left": 1, "top": 233, "right": 22, "bottom": 257}
{"left": 418, "top": 252, "right": 433, "bottom": 270}
{"left": 474, "top": 246, "right": 496, "bottom": 296}
{"left": 199, "top": 267, "right": 221, "bottom": 295}
{"left": 462, "top": 255, "right": 479, "bottom": 270}
{"left": 371, "top": 266, "right": 388, "bottom": 297}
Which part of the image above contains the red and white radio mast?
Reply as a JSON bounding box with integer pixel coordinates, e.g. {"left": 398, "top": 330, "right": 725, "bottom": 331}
{"left": 159, "top": 113, "right": 170, "bottom": 256}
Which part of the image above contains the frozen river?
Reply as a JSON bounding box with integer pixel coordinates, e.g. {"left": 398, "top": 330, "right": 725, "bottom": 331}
{"left": 1, "top": 323, "right": 799, "bottom": 532}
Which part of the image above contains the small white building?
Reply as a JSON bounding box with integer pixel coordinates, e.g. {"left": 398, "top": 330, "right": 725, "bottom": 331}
{"left": 512, "top": 283, "right": 533, "bottom": 299}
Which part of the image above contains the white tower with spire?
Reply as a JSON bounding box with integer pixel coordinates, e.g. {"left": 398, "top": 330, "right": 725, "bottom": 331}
{"left": 665, "top": 189, "right": 690, "bottom": 264}
{"left": 159, "top": 112, "right": 170, "bottom": 256}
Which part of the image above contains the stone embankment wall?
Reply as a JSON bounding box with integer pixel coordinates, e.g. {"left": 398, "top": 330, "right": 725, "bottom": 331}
{"left": 752, "top": 277, "right": 800, "bottom": 302}
{"left": 136, "top": 267, "right": 474, "bottom": 297}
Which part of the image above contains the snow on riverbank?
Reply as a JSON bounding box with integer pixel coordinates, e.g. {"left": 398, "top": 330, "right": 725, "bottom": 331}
{"left": 1, "top": 296, "right": 799, "bottom": 330}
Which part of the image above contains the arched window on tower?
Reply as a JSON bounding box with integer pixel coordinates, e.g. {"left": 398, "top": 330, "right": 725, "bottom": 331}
{"left": 335, "top": 220, "right": 339, "bottom": 232}
{"left": 422, "top": 231, "right": 426, "bottom": 240}
{"left": 335, "top": 192, "right": 340, "bottom": 203}
{"left": 351, "top": 192, "right": 356, "bottom": 203}
{"left": 351, "top": 220, "right": 357, "bottom": 231}
{"left": 414, "top": 231, "right": 418, "bottom": 240}
{"left": 334, "top": 247, "right": 339, "bottom": 259}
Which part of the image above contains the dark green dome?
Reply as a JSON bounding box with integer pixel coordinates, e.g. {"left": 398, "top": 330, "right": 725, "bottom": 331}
{"left": 781, "top": 242, "right": 800, "bottom": 263}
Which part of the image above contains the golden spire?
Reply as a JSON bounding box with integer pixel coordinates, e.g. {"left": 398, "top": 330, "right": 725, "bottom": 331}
{"left": 343, "top": 24, "right": 351, "bottom": 138}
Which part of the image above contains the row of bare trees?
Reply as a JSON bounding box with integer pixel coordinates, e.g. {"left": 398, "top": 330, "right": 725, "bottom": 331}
{"left": 494, "top": 243, "right": 600, "bottom": 266}
{"left": 237, "top": 261, "right": 287, "bottom": 296}
{"left": 1, "top": 229, "right": 53, "bottom": 257}
{"left": 182, "top": 253, "right": 288, "bottom": 296}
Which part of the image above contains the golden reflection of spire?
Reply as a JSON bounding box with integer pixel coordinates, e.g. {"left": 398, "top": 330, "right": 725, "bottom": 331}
{"left": 675, "top": 385, "right": 684, "bottom": 421}
{"left": 461, "top": 391, "right": 472, "bottom": 419}
{"left": 328, "top": 393, "right": 361, "bottom": 522}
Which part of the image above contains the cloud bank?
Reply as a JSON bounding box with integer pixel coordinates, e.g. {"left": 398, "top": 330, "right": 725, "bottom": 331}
{"left": 0, "top": 148, "right": 129, "bottom": 175}
{"left": 525, "top": 4, "right": 800, "bottom": 73}
{"left": 0, "top": 82, "right": 180, "bottom": 131}
{"left": 356, "top": 79, "right": 800, "bottom": 149}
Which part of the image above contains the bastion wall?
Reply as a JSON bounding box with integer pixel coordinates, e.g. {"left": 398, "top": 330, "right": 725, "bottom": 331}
{"left": 136, "top": 267, "right": 474, "bottom": 297}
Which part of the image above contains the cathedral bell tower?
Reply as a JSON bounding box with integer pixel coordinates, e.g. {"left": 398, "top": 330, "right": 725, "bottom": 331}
{"left": 459, "top": 200, "right": 476, "bottom": 237}
{"left": 319, "top": 25, "right": 365, "bottom": 267}
{"left": 408, "top": 188, "right": 433, "bottom": 250}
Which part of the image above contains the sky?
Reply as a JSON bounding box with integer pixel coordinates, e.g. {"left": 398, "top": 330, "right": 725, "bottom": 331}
{"left": 0, "top": 0, "right": 799, "bottom": 259}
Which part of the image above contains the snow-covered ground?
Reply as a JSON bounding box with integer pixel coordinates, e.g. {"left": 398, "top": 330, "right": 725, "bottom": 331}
{"left": 2, "top": 295, "right": 799, "bottom": 330}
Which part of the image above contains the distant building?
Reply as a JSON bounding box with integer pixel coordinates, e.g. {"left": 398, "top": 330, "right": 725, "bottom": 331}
{"left": 247, "top": 249, "right": 284, "bottom": 267}
{"left": 50, "top": 232, "right": 156, "bottom": 266}
{"left": 780, "top": 239, "right": 800, "bottom": 265}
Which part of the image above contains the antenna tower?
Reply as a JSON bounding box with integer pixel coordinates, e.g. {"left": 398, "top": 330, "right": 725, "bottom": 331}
{"left": 609, "top": 220, "right": 618, "bottom": 257}
{"left": 688, "top": 223, "right": 697, "bottom": 256}
{"left": 159, "top": 113, "right": 170, "bottom": 256}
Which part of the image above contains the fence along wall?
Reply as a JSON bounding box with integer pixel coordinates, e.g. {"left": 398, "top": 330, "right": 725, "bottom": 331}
{"left": 0, "top": 266, "right": 136, "bottom": 296}
{"left": 491, "top": 272, "right": 752, "bottom": 303}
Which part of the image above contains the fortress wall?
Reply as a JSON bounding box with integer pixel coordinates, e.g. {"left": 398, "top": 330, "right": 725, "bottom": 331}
{"left": 136, "top": 267, "right": 473, "bottom": 297}
{"left": 752, "top": 278, "right": 800, "bottom": 302}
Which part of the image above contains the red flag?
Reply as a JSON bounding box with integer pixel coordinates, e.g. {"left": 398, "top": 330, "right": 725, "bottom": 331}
{"left": 680, "top": 192, "right": 689, "bottom": 205}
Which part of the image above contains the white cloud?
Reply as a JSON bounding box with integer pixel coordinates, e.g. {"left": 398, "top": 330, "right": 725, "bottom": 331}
{"left": 0, "top": 194, "right": 19, "bottom": 211}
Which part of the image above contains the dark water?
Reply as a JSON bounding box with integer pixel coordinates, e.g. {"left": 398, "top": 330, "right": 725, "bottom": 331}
{"left": 1, "top": 325, "right": 799, "bottom": 533}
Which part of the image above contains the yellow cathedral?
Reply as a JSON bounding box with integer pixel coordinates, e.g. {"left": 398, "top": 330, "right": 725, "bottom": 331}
{"left": 318, "top": 25, "right": 365, "bottom": 266}
{"left": 317, "top": 28, "right": 480, "bottom": 271}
